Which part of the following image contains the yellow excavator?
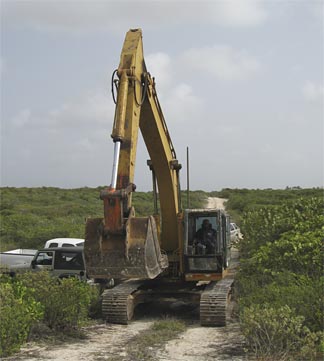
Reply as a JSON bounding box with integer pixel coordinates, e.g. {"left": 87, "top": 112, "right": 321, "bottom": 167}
{"left": 84, "top": 29, "right": 234, "bottom": 326}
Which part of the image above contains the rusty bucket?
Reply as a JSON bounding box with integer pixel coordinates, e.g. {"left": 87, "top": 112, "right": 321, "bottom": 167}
{"left": 84, "top": 215, "right": 168, "bottom": 280}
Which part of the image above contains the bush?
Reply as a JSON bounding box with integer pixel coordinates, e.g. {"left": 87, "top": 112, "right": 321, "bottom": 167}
{"left": 241, "top": 305, "right": 321, "bottom": 360}
{"left": 17, "top": 272, "right": 97, "bottom": 330}
{"left": 237, "top": 196, "right": 323, "bottom": 359}
{"left": 0, "top": 272, "right": 100, "bottom": 357}
{"left": 0, "top": 276, "right": 43, "bottom": 357}
{"left": 43, "top": 277, "right": 95, "bottom": 330}
{"left": 238, "top": 273, "right": 324, "bottom": 333}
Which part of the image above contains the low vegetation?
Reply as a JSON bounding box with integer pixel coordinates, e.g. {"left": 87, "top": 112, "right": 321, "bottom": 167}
{"left": 0, "top": 186, "right": 322, "bottom": 359}
{"left": 0, "top": 187, "right": 205, "bottom": 251}
{"left": 240, "top": 305, "right": 320, "bottom": 360}
{"left": 235, "top": 195, "right": 323, "bottom": 360}
{"left": 212, "top": 187, "right": 323, "bottom": 223}
{"left": 0, "top": 275, "right": 43, "bottom": 356}
{"left": 0, "top": 271, "right": 99, "bottom": 357}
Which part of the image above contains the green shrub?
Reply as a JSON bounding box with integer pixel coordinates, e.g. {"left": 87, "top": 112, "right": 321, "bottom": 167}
{"left": 238, "top": 196, "right": 323, "bottom": 359}
{"left": 0, "top": 276, "right": 43, "bottom": 357}
{"left": 17, "top": 272, "right": 97, "bottom": 330}
{"left": 42, "top": 278, "right": 94, "bottom": 330}
{"left": 239, "top": 197, "right": 323, "bottom": 258}
{"left": 241, "top": 305, "right": 321, "bottom": 360}
{"left": 238, "top": 273, "right": 324, "bottom": 332}
{"left": 0, "top": 272, "right": 100, "bottom": 357}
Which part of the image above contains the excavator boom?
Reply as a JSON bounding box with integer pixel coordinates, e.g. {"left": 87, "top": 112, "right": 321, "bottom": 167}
{"left": 84, "top": 29, "right": 181, "bottom": 280}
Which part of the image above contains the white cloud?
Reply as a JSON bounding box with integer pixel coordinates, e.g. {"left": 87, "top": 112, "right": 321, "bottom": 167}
{"left": 52, "top": 92, "right": 113, "bottom": 128}
{"left": 307, "top": 1, "right": 324, "bottom": 21}
{"left": 180, "top": 45, "right": 261, "bottom": 80}
{"left": 146, "top": 53, "right": 172, "bottom": 91}
{"left": 144, "top": 52, "right": 204, "bottom": 124}
{"left": 3, "top": 89, "right": 115, "bottom": 187}
{"left": 3, "top": 0, "right": 268, "bottom": 32}
{"left": 11, "top": 108, "right": 31, "bottom": 128}
{"left": 0, "top": 57, "right": 5, "bottom": 75}
{"left": 164, "top": 83, "right": 204, "bottom": 124}
{"left": 302, "top": 81, "right": 324, "bottom": 102}
{"left": 76, "top": 137, "right": 92, "bottom": 151}
{"left": 10, "top": 91, "right": 114, "bottom": 130}
{"left": 215, "top": 0, "right": 267, "bottom": 27}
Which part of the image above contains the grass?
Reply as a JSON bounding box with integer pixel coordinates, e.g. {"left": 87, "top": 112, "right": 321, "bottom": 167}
{"left": 0, "top": 187, "right": 207, "bottom": 252}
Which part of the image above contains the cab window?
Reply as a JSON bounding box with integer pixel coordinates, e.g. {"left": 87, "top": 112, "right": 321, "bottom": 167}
{"left": 54, "top": 251, "right": 84, "bottom": 270}
{"left": 187, "top": 215, "right": 218, "bottom": 255}
{"left": 48, "top": 243, "right": 58, "bottom": 248}
{"left": 35, "top": 251, "right": 53, "bottom": 266}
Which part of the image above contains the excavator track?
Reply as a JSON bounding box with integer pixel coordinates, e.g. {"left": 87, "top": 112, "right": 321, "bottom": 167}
{"left": 102, "top": 280, "right": 143, "bottom": 324}
{"left": 200, "top": 278, "right": 234, "bottom": 326}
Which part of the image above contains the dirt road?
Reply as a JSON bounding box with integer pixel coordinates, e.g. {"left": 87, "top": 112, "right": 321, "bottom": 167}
{"left": 206, "top": 197, "right": 227, "bottom": 209}
{"left": 8, "top": 321, "right": 154, "bottom": 361}
{"left": 9, "top": 313, "right": 246, "bottom": 361}
{"left": 5, "top": 198, "right": 247, "bottom": 361}
{"left": 7, "top": 251, "right": 246, "bottom": 361}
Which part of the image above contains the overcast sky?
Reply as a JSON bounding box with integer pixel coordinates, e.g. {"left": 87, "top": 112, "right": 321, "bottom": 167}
{"left": 1, "top": 0, "right": 323, "bottom": 191}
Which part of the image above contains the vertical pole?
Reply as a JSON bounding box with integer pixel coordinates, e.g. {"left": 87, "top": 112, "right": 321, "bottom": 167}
{"left": 187, "top": 146, "right": 190, "bottom": 208}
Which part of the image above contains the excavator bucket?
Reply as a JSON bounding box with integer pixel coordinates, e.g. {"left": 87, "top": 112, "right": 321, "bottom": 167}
{"left": 84, "top": 215, "right": 168, "bottom": 280}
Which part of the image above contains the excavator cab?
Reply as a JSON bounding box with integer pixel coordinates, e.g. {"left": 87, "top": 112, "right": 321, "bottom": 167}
{"left": 183, "top": 209, "right": 231, "bottom": 282}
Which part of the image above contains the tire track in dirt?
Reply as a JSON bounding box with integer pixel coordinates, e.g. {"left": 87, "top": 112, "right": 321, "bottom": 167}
{"left": 156, "top": 322, "right": 246, "bottom": 361}
{"left": 4, "top": 321, "right": 153, "bottom": 361}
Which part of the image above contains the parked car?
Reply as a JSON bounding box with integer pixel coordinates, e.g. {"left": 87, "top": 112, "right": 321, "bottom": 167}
{"left": 2, "top": 249, "right": 38, "bottom": 255}
{"left": 1, "top": 247, "right": 87, "bottom": 280}
{"left": 44, "top": 238, "right": 84, "bottom": 248}
{"left": 230, "top": 223, "right": 243, "bottom": 245}
{"left": 0, "top": 249, "right": 37, "bottom": 275}
{"left": 31, "top": 247, "right": 86, "bottom": 280}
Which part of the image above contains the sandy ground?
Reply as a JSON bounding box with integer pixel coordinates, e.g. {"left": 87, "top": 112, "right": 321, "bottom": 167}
{"left": 157, "top": 322, "right": 246, "bottom": 361}
{"left": 206, "top": 197, "right": 227, "bottom": 209}
{"left": 6, "top": 321, "right": 154, "bottom": 361}
{"left": 4, "top": 198, "right": 247, "bottom": 361}
{"left": 7, "top": 314, "right": 246, "bottom": 361}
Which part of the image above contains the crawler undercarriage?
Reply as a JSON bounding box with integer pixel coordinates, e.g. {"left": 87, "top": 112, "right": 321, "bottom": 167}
{"left": 101, "top": 277, "right": 234, "bottom": 326}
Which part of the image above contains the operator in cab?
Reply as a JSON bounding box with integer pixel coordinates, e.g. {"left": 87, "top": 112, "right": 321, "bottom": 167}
{"left": 194, "top": 219, "right": 216, "bottom": 254}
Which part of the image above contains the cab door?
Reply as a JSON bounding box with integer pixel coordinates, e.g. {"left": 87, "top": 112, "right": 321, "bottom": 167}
{"left": 183, "top": 210, "right": 224, "bottom": 281}
{"left": 31, "top": 251, "right": 54, "bottom": 271}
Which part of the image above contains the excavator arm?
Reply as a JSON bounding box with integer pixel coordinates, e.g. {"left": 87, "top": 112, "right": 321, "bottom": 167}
{"left": 84, "top": 29, "right": 182, "bottom": 280}
{"left": 140, "top": 73, "right": 182, "bottom": 252}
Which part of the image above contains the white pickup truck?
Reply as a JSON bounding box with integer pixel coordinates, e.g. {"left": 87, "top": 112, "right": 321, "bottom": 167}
{"left": 0, "top": 249, "right": 37, "bottom": 275}
{"left": 44, "top": 238, "right": 84, "bottom": 248}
